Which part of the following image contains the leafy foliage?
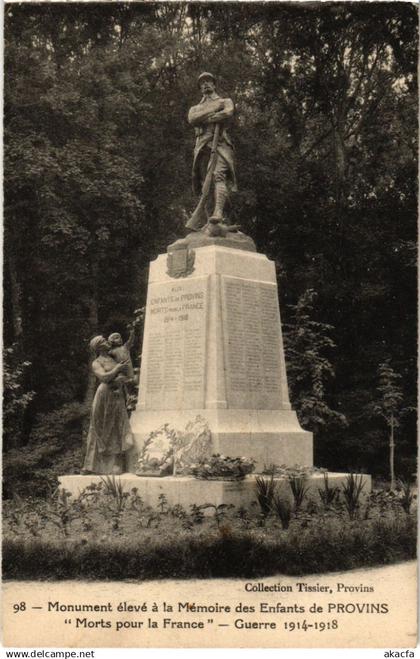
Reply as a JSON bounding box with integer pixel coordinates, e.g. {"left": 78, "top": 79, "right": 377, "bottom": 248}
{"left": 271, "top": 494, "right": 292, "bottom": 530}
{"left": 318, "top": 473, "right": 340, "bottom": 509}
{"left": 262, "top": 464, "right": 326, "bottom": 478}
{"left": 284, "top": 289, "right": 347, "bottom": 433}
{"left": 3, "top": 3, "right": 417, "bottom": 483}
{"left": 341, "top": 473, "right": 366, "bottom": 520}
{"left": 189, "top": 455, "right": 255, "bottom": 481}
{"left": 3, "top": 345, "right": 35, "bottom": 449}
{"left": 373, "top": 361, "right": 404, "bottom": 426}
{"left": 370, "top": 361, "right": 415, "bottom": 488}
{"left": 255, "top": 474, "right": 276, "bottom": 519}
{"left": 3, "top": 482, "right": 416, "bottom": 579}
{"left": 3, "top": 402, "right": 87, "bottom": 498}
{"left": 289, "top": 477, "right": 310, "bottom": 513}
{"left": 396, "top": 478, "right": 415, "bottom": 515}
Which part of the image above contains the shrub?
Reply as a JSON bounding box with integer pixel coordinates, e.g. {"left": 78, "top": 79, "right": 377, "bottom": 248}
{"left": 3, "top": 479, "right": 416, "bottom": 580}
{"left": 3, "top": 448, "right": 60, "bottom": 500}
{"left": 289, "top": 476, "right": 309, "bottom": 513}
{"left": 3, "top": 513, "right": 416, "bottom": 580}
{"left": 341, "top": 473, "right": 366, "bottom": 519}
{"left": 200, "top": 503, "right": 234, "bottom": 528}
{"left": 255, "top": 474, "right": 276, "bottom": 519}
{"left": 3, "top": 402, "right": 87, "bottom": 499}
{"left": 3, "top": 344, "right": 35, "bottom": 449}
{"left": 396, "top": 478, "right": 415, "bottom": 514}
{"left": 318, "top": 473, "right": 340, "bottom": 509}
{"left": 99, "top": 476, "right": 130, "bottom": 531}
{"left": 271, "top": 494, "right": 292, "bottom": 529}
{"left": 44, "top": 489, "right": 81, "bottom": 537}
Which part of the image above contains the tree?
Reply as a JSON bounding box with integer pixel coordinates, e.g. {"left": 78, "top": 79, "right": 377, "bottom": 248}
{"left": 3, "top": 3, "right": 417, "bottom": 482}
{"left": 372, "top": 361, "right": 412, "bottom": 489}
{"left": 283, "top": 289, "right": 347, "bottom": 435}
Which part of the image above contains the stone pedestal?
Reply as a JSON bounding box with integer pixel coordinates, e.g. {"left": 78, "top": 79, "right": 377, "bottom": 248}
{"left": 128, "top": 243, "right": 312, "bottom": 472}
{"left": 58, "top": 472, "right": 372, "bottom": 509}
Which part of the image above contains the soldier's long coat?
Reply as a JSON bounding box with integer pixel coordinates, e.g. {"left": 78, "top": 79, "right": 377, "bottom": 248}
{"left": 190, "top": 95, "right": 237, "bottom": 195}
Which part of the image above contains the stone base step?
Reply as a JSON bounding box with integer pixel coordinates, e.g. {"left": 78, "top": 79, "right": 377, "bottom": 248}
{"left": 59, "top": 472, "right": 371, "bottom": 512}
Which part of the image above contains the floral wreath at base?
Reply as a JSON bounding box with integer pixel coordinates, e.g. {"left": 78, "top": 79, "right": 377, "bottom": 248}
{"left": 188, "top": 454, "right": 256, "bottom": 481}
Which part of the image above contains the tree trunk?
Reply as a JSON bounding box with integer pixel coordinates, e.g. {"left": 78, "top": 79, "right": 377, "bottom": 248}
{"left": 333, "top": 124, "right": 347, "bottom": 216}
{"left": 6, "top": 254, "right": 26, "bottom": 448}
{"left": 389, "top": 413, "right": 396, "bottom": 490}
{"left": 8, "top": 253, "right": 23, "bottom": 341}
{"left": 82, "top": 261, "right": 99, "bottom": 435}
{"left": 334, "top": 126, "right": 347, "bottom": 184}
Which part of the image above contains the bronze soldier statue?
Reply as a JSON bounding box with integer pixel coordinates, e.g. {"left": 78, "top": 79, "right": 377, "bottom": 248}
{"left": 186, "top": 72, "right": 238, "bottom": 233}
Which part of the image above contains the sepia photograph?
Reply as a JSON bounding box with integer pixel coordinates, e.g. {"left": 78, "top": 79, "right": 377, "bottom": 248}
{"left": 2, "top": 0, "right": 418, "bottom": 649}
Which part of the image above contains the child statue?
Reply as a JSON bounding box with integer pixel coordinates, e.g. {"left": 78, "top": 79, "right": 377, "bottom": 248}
{"left": 108, "top": 329, "right": 135, "bottom": 381}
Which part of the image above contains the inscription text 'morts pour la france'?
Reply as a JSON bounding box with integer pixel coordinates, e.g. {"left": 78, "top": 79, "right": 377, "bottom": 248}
{"left": 221, "top": 276, "right": 285, "bottom": 410}
{"left": 144, "top": 276, "right": 209, "bottom": 409}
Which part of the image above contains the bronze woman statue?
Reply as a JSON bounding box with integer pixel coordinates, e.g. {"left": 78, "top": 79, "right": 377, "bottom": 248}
{"left": 82, "top": 335, "right": 134, "bottom": 475}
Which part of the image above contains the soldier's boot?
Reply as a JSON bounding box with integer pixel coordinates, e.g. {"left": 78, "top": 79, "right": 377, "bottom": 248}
{"left": 209, "top": 181, "right": 228, "bottom": 224}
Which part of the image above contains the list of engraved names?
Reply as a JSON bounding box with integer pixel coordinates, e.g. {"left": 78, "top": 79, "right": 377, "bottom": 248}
{"left": 221, "top": 276, "right": 284, "bottom": 409}
{"left": 143, "top": 277, "right": 209, "bottom": 409}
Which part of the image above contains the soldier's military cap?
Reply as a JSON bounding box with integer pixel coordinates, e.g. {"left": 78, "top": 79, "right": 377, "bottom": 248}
{"left": 198, "top": 72, "right": 216, "bottom": 86}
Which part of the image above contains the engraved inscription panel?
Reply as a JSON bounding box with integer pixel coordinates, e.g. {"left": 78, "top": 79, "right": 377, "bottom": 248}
{"left": 142, "top": 276, "right": 209, "bottom": 409}
{"left": 221, "top": 276, "right": 284, "bottom": 409}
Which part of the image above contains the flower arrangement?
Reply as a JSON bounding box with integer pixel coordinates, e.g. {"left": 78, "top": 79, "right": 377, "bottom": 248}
{"left": 189, "top": 454, "right": 255, "bottom": 481}
{"left": 136, "top": 417, "right": 212, "bottom": 477}
{"left": 135, "top": 424, "right": 176, "bottom": 477}
{"left": 262, "top": 464, "right": 327, "bottom": 479}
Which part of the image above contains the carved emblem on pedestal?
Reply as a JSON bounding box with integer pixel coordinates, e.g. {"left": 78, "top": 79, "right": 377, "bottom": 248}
{"left": 167, "top": 247, "right": 195, "bottom": 278}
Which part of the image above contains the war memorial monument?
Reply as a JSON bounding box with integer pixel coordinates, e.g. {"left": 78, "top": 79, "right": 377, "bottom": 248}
{"left": 60, "top": 72, "right": 371, "bottom": 505}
